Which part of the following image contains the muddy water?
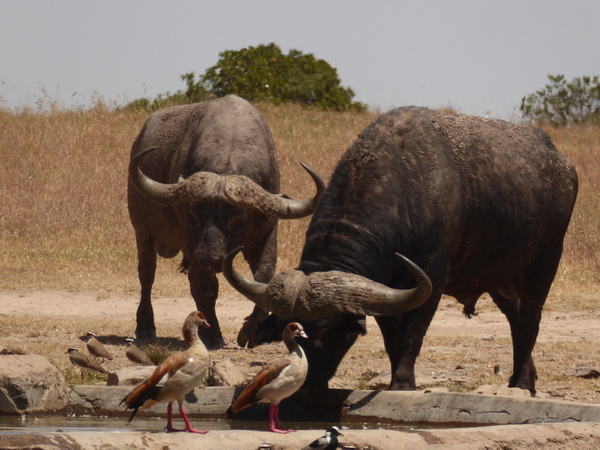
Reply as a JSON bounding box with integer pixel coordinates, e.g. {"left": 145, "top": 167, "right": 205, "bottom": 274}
{"left": 0, "top": 415, "right": 426, "bottom": 433}
{"left": 0, "top": 415, "right": 213, "bottom": 433}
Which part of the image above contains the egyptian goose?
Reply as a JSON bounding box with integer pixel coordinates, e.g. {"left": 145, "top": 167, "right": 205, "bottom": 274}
{"left": 85, "top": 332, "right": 114, "bottom": 362}
{"left": 303, "top": 426, "right": 344, "bottom": 449}
{"left": 227, "top": 322, "right": 308, "bottom": 433}
{"left": 66, "top": 347, "right": 107, "bottom": 383}
{"left": 120, "top": 311, "right": 211, "bottom": 434}
{"left": 125, "top": 338, "right": 154, "bottom": 366}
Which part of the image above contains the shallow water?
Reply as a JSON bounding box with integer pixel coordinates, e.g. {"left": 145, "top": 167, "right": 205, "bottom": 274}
{"left": 0, "top": 415, "right": 425, "bottom": 434}
{"left": 0, "top": 415, "right": 190, "bottom": 433}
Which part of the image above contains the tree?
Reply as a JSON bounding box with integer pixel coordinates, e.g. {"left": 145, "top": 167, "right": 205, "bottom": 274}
{"left": 520, "top": 74, "right": 600, "bottom": 126}
{"left": 124, "top": 43, "right": 365, "bottom": 112}
{"left": 201, "top": 43, "right": 366, "bottom": 111}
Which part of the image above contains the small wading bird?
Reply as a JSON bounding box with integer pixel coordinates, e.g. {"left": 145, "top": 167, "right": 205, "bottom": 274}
{"left": 125, "top": 338, "right": 154, "bottom": 366}
{"left": 66, "top": 348, "right": 107, "bottom": 383}
{"left": 85, "top": 332, "right": 114, "bottom": 363}
{"left": 120, "top": 311, "right": 211, "bottom": 434}
{"left": 303, "top": 426, "right": 344, "bottom": 450}
{"left": 227, "top": 322, "right": 308, "bottom": 434}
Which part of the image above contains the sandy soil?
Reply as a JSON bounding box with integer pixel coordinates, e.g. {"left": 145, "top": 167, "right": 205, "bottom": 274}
{"left": 0, "top": 289, "right": 599, "bottom": 404}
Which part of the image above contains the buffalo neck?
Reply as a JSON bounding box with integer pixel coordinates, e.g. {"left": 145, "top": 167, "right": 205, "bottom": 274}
{"left": 299, "top": 216, "right": 396, "bottom": 283}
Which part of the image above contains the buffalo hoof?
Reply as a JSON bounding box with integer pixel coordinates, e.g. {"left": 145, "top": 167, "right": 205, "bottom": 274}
{"left": 389, "top": 378, "right": 417, "bottom": 391}
{"left": 508, "top": 359, "right": 537, "bottom": 396}
{"left": 135, "top": 329, "right": 157, "bottom": 341}
{"left": 202, "top": 336, "right": 226, "bottom": 351}
{"left": 509, "top": 375, "right": 536, "bottom": 396}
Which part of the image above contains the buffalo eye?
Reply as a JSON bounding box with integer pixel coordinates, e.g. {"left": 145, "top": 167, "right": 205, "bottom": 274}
{"left": 219, "top": 206, "right": 246, "bottom": 230}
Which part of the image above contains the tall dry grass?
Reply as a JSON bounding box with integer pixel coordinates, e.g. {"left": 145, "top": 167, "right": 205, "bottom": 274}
{"left": 0, "top": 103, "right": 598, "bottom": 309}
{"left": 541, "top": 126, "right": 600, "bottom": 309}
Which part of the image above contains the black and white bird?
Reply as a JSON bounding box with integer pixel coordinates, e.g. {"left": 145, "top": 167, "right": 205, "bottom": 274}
{"left": 303, "top": 426, "right": 344, "bottom": 450}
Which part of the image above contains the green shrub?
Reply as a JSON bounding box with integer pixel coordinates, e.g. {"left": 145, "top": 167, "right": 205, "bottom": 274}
{"left": 202, "top": 43, "right": 365, "bottom": 111}
{"left": 125, "top": 43, "right": 366, "bottom": 112}
{"left": 520, "top": 74, "right": 600, "bottom": 126}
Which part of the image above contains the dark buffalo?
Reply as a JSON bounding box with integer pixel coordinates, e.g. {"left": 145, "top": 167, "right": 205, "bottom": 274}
{"left": 223, "top": 106, "right": 578, "bottom": 394}
{"left": 128, "top": 95, "right": 323, "bottom": 349}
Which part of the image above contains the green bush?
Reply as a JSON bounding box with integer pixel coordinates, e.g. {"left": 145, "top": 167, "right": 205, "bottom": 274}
{"left": 125, "top": 43, "right": 365, "bottom": 112}
{"left": 520, "top": 74, "right": 600, "bottom": 126}
{"left": 202, "top": 43, "right": 365, "bottom": 111}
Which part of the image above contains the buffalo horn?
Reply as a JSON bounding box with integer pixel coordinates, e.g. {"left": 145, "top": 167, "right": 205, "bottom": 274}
{"left": 129, "top": 147, "right": 324, "bottom": 219}
{"left": 222, "top": 248, "right": 432, "bottom": 320}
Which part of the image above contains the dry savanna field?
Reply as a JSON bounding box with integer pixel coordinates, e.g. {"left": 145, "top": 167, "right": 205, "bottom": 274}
{"left": 1, "top": 100, "right": 599, "bottom": 404}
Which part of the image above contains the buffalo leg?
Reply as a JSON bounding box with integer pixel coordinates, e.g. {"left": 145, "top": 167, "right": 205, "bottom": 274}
{"left": 188, "top": 267, "right": 224, "bottom": 349}
{"left": 492, "top": 240, "right": 564, "bottom": 396}
{"left": 135, "top": 233, "right": 158, "bottom": 341}
{"left": 376, "top": 292, "right": 442, "bottom": 390}
{"left": 490, "top": 290, "right": 538, "bottom": 393}
{"left": 237, "top": 229, "right": 277, "bottom": 348}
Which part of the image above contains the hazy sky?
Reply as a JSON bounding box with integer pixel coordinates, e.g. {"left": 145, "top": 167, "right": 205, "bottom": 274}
{"left": 2, "top": 0, "right": 599, "bottom": 119}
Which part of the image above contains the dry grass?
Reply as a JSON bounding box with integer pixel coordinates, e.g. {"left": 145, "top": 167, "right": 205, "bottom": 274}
{"left": 0, "top": 106, "right": 146, "bottom": 292}
{"left": 0, "top": 102, "right": 376, "bottom": 297}
{"left": 1, "top": 103, "right": 598, "bottom": 306}
{"left": 543, "top": 126, "right": 600, "bottom": 301}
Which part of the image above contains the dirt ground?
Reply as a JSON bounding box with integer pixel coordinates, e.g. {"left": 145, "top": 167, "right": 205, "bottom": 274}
{"left": 0, "top": 289, "right": 599, "bottom": 404}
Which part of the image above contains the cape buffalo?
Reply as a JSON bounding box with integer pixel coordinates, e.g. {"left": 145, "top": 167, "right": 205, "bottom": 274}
{"left": 128, "top": 95, "right": 323, "bottom": 349}
{"left": 223, "top": 106, "right": 578, "bottom": 394}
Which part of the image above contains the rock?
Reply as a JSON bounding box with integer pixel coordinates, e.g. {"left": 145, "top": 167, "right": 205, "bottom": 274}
{"left": 106, "top": 366, "right": 155, "bottom": 386}
{"left": 473, "top": 384, "right": 532, "bottom": 398}
{"left": 69, "top": 385, "right": 234, "bottom": 417}
{"left": 368, "top": 368, "right": 473, "bottom": 390}
{"left": 208, "top": 358, "right": 246, "bottom": 386}
{"left": 565, "top": 367, "right": 600, "bottom": 379}
{"left": 367, "top": 371, "right": 389, "bottom": 390}
{"left": 0, "top": 355, "right": 68, "bottom": 414}
{"left": 64, "top": 385, "right": 600, "bottom": 425}
{"left": 70, "top": 384, "right": 133, "bottom": 416}
{"left": 423, "top": 387, "right": 450, "bottom": 393}
{"left": 2, "top": 423, "right": 600, "bottom": 450}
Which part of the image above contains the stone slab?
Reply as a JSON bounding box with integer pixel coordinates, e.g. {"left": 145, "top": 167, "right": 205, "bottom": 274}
{"left": 341, "top": 389, "right": 600, "bottom": 424}
{"left": 68, "top": 385, "right": 600, "bottom": 425}
{"left": 106, "top": 366, "right": 155, "bottom": 386}
{"left": 0, "top": 355, "right": 68, "bottom": 414}
{"left": 1, "top": 423, "right": 600, "bottom": 449}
